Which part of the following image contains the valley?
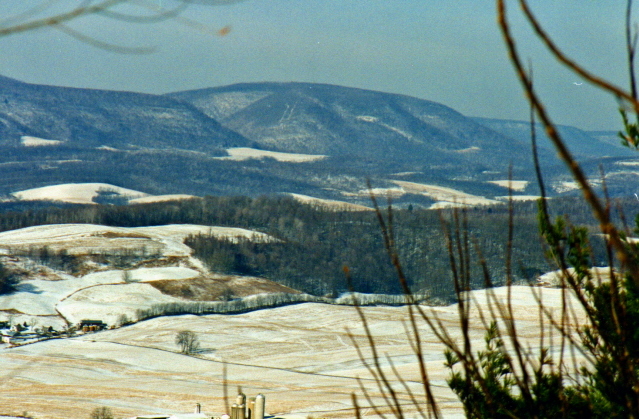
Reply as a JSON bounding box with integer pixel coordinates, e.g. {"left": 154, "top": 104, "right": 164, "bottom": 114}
{"left": 0, "top": 76, "right": 633, "bottom": 418}
{"left": 0, "top": 222, "right": 284, "bottom": 328}
{"left": 2, "top": 0, "right": 638, "bottom": 416}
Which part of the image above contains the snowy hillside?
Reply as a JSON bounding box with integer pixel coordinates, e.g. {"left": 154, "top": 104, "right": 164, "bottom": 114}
{"left": 11, "top": 183, "right": 198, "bottom": 205}
{"left": 0, "top": 223, "right": 280, "bottom": 327}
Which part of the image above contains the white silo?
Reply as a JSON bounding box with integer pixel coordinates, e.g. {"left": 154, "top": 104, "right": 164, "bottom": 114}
{"left": 254, "top": 394, "right": 265, "bottom": 419}
{"left": 248, "top": 397, "right": 256, "bottom": 419}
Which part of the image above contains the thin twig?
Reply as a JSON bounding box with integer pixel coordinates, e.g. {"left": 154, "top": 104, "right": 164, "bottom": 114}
{"left": 517, "top": 0, "right": 639, "bottom": 112}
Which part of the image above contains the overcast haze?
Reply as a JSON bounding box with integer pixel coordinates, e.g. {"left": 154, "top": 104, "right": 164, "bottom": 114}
{"left": 0, "top": 1, "right": 631, "bottom": 131}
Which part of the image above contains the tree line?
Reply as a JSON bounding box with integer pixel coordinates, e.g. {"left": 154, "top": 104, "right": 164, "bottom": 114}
{"left": 0, "top": 193, "right": 619, "bottom": 298}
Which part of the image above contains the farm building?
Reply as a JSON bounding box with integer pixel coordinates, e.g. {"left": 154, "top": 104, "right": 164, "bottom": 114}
{"left": 78, "top": 319, "right": 107, "bottom": 332}
{"left": 129, "top": 393, "right": 265, "bottom": 419}
{"left": 1, "top": 330, "right": 40, "bottom": 345}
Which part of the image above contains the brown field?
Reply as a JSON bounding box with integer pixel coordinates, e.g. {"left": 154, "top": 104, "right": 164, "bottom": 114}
{"left": 0, "top": 286, "right": 585, "bottom": 419}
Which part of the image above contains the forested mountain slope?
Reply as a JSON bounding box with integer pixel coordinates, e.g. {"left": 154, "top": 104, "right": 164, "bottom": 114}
{"left": 472, "top": 116, "right": 633, "bottom": 159}
{"left": 0, "top": 75, "right": 249, "bottom": 153}
{"left": 169, "top": 82, "right": 544, "bottom": 173}
{"left": 0, "top": 76, "right": 635, "bottom": 204}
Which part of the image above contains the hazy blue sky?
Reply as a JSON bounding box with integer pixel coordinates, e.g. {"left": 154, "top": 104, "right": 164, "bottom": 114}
{"left": 0, "top": 1, "right": 631, "bottom": 130}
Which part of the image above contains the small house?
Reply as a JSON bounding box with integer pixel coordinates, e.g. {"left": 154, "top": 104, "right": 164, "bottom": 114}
{"left": 1, "top": 330, "right": 17, "bottom": 344}
{"left": 1, "top": 330, "right": 40, "bottom": 345}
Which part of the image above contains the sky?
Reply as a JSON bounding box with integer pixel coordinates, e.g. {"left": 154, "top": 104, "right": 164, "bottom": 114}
{"left": 0, "top": 0, "right": 632, "bottom": 131}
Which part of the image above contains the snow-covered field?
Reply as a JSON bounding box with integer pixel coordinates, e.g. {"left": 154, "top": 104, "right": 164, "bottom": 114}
{"left": 488, "top": 179, "right": 529, "bottom": 191}
{"left": 352, "top": 181, "right": 503, "bottom": 208}
{"left": 12, "top": 183, "right": 148, "bottom": 204}
{"left": 0, "top": 223, "right": 278, "bottom": 327}
{"left": 391, "top": 180, "right": 500, "bottom": 207}
{"left": 358, "top": 180, "right": 539, "bottom": 207}
{"left": 537, "top": 266, "right": 615, "bottom": 286}
{"left": 20, "top": 135, "right": 63, "bottom": 147}
{"left": 289, "top": 193, "right": 371, "bottom": 211}
{"left": 11, "top": 183, "right": 199, "bottom": 205}
{"left": 553, "top": 179, "right": 603, "bottom": 194}
{"left": 129, "top": 194, "right": 198, "bottom": 204}
{"left": 218, "top": 147, "right": 327, "bottom": 162}
{"left": 0, "top": 266, "right": 200, "bottom": 325}
{"left": 0, "top": 223, "right": 273, "bottom": 255}
{"left": 0, "top": 220, "right": 588, "bottom": 418}
{"left": 0, "top": 285, "right": 586, "bottom": 419}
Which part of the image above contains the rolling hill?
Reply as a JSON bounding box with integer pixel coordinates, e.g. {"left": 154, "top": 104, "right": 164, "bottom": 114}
{"left": 0, "top": 222, "right": 285, "bottom": 328}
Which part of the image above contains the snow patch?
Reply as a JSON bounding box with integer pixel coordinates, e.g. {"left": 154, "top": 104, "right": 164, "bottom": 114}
{"left": 20, "top": 136, "right": 62, "bottom": 147}
{"left": 129, "top": 194, "right": 199, "bottom": 204}
{"left": 616, "top": 160, "right": 639, "bottom": 166}
{"left": 455, "top": 146, "right": 480, "bottom": 153}
{"left": 553, "top": 179, "right": 602, "bottom": 194}
{"left": 554, "top": 181, "right": 580, "bottom": 193}
{"left": 289, "top": 194, "right": 371, "bottom": 211}
{"left": 379, "top": 122, "right": 414, "bottom": 140}
{"left": 356, "top": 115, "right": 379, "bottom": 122}
{"left": 537, "top": 266, "right": 614, "bottom": 286}
{"left": 391, "top": 180, "right": 500, "bottom": 207}
{"left": 218, "top": 147, "right": 326, "bottom": 162}
{"left": 349, "top": 187, "right": 404, "bottom": 198}
{"left": 488, "top": 180, "right": 529, "bottom": 191}
{"left": 97, "top": 145, "right": 120, "bottom": 151}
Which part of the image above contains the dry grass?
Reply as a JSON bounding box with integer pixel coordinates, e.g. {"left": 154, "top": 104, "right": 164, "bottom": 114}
{"left": 90, "top": 231, "right": 151, "bottom": 239}
{"left": 148, "top": 275, "right": 300, "bottom": 301}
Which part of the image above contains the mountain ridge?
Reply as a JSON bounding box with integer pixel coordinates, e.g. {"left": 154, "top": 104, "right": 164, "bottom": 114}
{"left": 472, "top": 116, "right": 633, "bottom": 159}
{"left": 0, "top": 74, "right": 250, "bottom": 152}
{"left": 168, "top": 82, "right": 543, "bottom": 170}
{"left": 0, "top": 75, "right": 634, "bottom": 205}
